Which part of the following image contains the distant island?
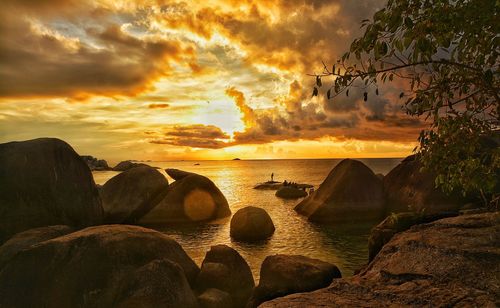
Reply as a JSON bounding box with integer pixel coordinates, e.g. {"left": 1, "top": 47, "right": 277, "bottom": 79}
{"left": 233, "top": 158, "right": 241, "bottom": 160}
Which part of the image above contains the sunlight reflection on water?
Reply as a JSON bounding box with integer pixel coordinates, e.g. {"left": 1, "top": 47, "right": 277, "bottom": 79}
{"left": 93, "top": 158, "right": 401, "bottom": 280}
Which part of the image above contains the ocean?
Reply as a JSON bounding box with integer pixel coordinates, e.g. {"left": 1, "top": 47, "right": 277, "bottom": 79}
{"left": 93, "top": 158, "right": 402, "bottom": 280}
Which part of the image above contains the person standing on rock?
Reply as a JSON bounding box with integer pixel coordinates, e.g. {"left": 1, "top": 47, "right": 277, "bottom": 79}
{"left": 271, "top": 173, "right": 274, "bottom": 182}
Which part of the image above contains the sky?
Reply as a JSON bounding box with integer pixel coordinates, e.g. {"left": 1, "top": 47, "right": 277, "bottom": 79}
{"left": 0, "top": 0, "right": 425, "bottom": 162}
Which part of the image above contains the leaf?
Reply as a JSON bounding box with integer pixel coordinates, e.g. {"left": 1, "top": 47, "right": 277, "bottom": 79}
{"left": 404, "top": 17, "right": 413, "bottom": 28}
{"left": 327, "top": 89, "right": 331, "bottom": 99}
{"left": 316, "top": 76, "right": 322, "bottom": 87}
{"left": 399, "top": 92, "right": 404, "bottom": 98}
{"left": 364, "top": 92, "right": 368, "bottom": 101}
{"left": 376, "top": 88, "right": 379, "bottom": 95}
{"left": 312, "top": 87, "right": 319, "bottom": 97}
{"left": 346, "top": 89, "right": 349, "bottom": 97}
{"left": 332, "top": 65, "right": 336, "bottom": 74}
{"left": 484, "top": 69, "right": 493, "bottom": 85}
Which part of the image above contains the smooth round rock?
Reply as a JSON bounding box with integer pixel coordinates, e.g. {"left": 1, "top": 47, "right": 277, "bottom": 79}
{"left": 230, "top": 206, "right": 275, "bottom": 242}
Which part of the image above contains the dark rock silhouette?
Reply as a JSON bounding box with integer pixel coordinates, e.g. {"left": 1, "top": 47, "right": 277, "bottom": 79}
{"left": 80, "top": 155, "right": 110, "bottom": 171}
{"left": 0, "top": 138, "right": 103, "bottom": 244}
{"left": 261, "top": 213, "right": 500, "bottom": 307}
{"left": 383, "top": 155, "right": 466, "bottom": 214}
{"left": 166, "top": 168, "right": 196, "bottom": 181}
{"left": 275, "top": 186, "right": 308, "bottom": 199}
{"left": 100, "top": 166, "right": 169, "bottom": 223}
{"left": 230, "top": 206, "right": 275, "bottom": 242}
{"left": 113, "top": 160, "right": 149, "bottom": 171}
{"left": 140, "top": 171, "right": 231, "bottom": 223}
{"left": 248, "top": 254, "right": 341, "bottom": 307}
{"left": 0, "top": 225, "right": 199, "bottom": 307}
{"left": 116, "top": 258, "right": 198, "bottom": 308}
{"left": 196, "top": 245, "right": 254, "bottom": 307}
{"left": 295, "top": 159, "right": 384, "bottom": 223}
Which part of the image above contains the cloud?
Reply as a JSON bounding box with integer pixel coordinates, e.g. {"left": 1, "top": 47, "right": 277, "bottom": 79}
{"left": 149, "top": 124, "right": 231, "bottom": 149}
{"left": 148, "top": 103, "right": 170, "bottom": 109}
{"left": 0, "top": 1, "right": 197, "bottom": 98}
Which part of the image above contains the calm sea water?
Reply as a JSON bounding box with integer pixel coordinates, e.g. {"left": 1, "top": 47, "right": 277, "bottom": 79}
{"left": 93, "top": 158, "right": 402, "bottom": 280}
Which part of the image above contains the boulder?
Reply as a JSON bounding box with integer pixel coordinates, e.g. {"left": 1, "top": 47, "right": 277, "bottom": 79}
{"left": 368, "top": 211, "right": 457, "bottom": 262}
{"left": 166, "top": 168, "right": 195, "bottom": 181}
{"left": 275, "top": 187, "right": 308, "bottom": 199}
{"left": 0, "top": 225, "right": 200, "bottom": 307}
{"left": 383, "top": 155, "right": 466, "bottom": 213}
{"left": 0, "top": 138, "right": 103, "bottom": 243}
{"left": 198, "top": 288, "right": 233, "bottom": 308}
{"left": 249, "top": 254, "right": 341, "bottom": 307}
{"left": 295, "top": 159, "right": 384, "bottom": 223}
{"left": 230, "top": 206, "right": 275, "bottom": 242}
{"left": 196, "top": 245, "right": 254, "bottom": 306}
{"left": 113, "top": 160, "right": 149, "bottom": 171}
{"left": 139, "top": 171, "right": 231, "bottom": 223}
{"left": 0, "top": 225, "right": 73, "bottom": 268}
{"left": 261, "top": 213, "right": 500, "bottom": 307}
{"left": 116, "top": 259, "right": 198, "bottom": 308}
{"left": 80, "top": 155, "right": 110, "bottom": 171}
{"left": 100, "top": 166, "right": 169, "bottom": 223}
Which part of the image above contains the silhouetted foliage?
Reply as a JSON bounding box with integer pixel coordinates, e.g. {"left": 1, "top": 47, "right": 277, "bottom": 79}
{"left": 314, "top": 0, "right": 499, "bottom": 205}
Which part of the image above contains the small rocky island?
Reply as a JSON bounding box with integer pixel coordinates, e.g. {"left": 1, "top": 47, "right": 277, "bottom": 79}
{"left": 0, "top": 137, "right": 497, "bottom": 307}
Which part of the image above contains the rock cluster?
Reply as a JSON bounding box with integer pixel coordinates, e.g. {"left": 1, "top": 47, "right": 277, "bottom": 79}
{"left": 262, "top": 213, "right": 500, "bottom": 307}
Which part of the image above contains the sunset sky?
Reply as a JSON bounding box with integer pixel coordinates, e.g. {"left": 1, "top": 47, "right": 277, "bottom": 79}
{"left": 0, "top": 0, "right": 425, "bottom": 162}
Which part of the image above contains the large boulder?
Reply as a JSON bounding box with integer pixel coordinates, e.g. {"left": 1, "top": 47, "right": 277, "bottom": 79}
{"left": 230, "top": 206, "right": 275, "bottom": 242}
{"left": 80, "top": 155, "right": 110, "bottom": 171}
{"left": 249, "top": 254, "right": 341, "bottom": 307}
{"left": 139, "top": 171, "right": 231, "bottom": 223}
{"left": 0, "top": 138, "right": 103, "bottom": 243}
{"left": 113, "top": 160, "right": 149, "bottom": 171}
{"left": 196, "top": 245, "right": 254, "bottom": 307}
{"left": 368, "top": 211, "right": 457, "bottom": 262}
{"left": 0, "top": 225, "right": 199, "bottom": 307}
{"left": 198, "top": 288, "right": 233, "bottom": 308}
{"left": 116, "top": 259, "right": 198, "bottom": 308}
{"left": 0, "top": 225, "right": 73, "bottom": 268}
{"left": 383, "top": 155, "right": 466, "bottom": 213}
{"left": 275, "top": 186, "right": 308, "bottom": 199}
{"left": 262, "top": 212, "right": 500, "bottom": 307}
{"left": 295, "top": 159, "right": 384, "bottom": 223}
{"left": 100, "top": 166, "right": 169, "bottom": 223}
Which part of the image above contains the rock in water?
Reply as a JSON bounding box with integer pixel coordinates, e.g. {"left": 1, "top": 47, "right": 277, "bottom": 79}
{"left": 196, "top": 245, "right": 254, "bottom": 306}
{"left": 295, "top": 159, "right": 384, "bottom": 223}
{"left": 275, "top": 186, "right": 308, "bottom": 199}
{"left": 261, "top": 213, "right": 500, "bottom": 307}
{"left": 139, "top": 171, "right": 231, "bottom": 223}
{"left": 383, "top": 155, "right": 466, "bottom": 213}
{"left": 0, "top": 225, "right": 199, "bottom": 307}
{"left": 230, "top": 206, "right": 275, "bottom": 242}
{"left": 248, "top": 254, "right": 341, "bottom": 307}
{"left": 113, "top": 160, "right": 149, "bottom": 171}
{"left": 100, "top": 166, "right": 169, "bottom": 223}
{"left": 0, "top": 225, "right": 73, "bottom": 269}
{"left": 80, "top": 155, "right": 110, "bottom": 171}
{"left": 0, "top": 138, "right": 103, "bottom": 243}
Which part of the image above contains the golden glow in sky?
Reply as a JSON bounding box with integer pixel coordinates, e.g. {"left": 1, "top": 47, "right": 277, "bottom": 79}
{"left": 0, "top": 0, "right": 421, "bottom": 162}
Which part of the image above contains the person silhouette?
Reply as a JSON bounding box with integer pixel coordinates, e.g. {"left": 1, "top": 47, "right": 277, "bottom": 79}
{"left": 271, "top": 173, "right": 274, "bottom": 182}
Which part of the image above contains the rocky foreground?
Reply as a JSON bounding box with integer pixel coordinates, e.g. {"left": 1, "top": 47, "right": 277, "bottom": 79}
{"left": 262, "top": 212, "right": 500, "bottom": 307}
{"left": 1, "top": 137, "right": 498, "bottom": 307}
